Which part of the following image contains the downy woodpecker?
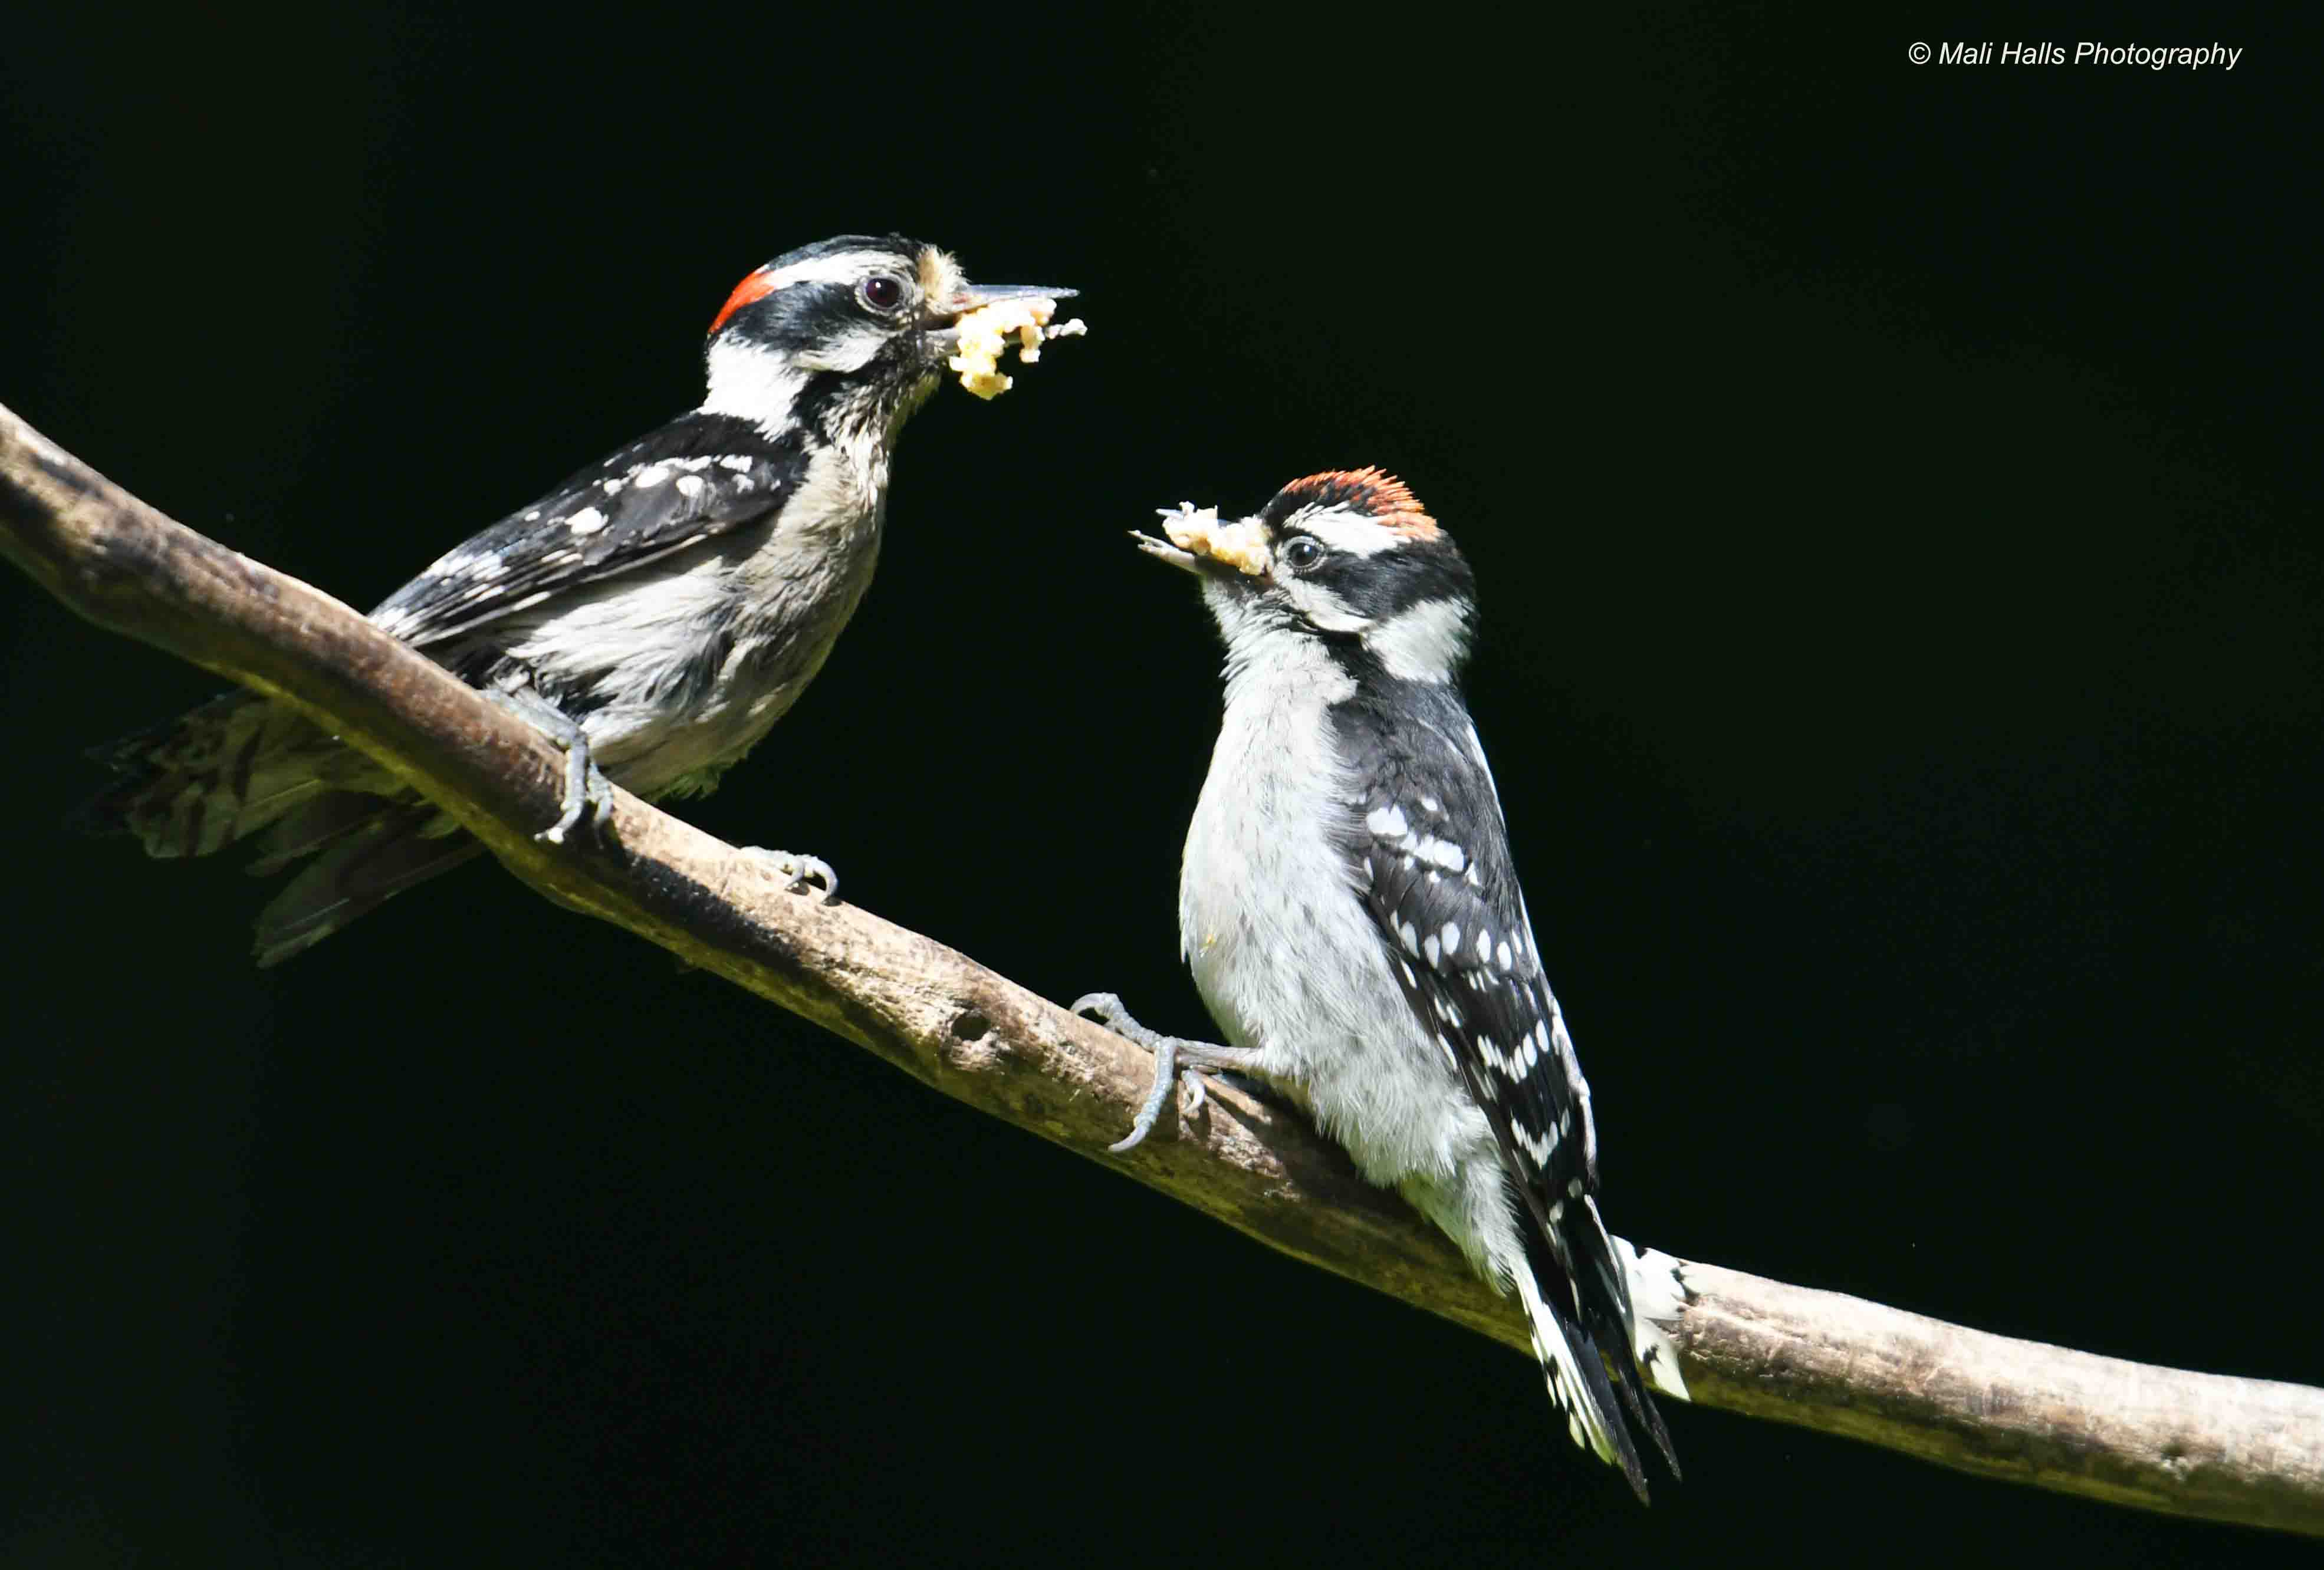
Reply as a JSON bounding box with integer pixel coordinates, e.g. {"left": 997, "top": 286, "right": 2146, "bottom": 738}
{"left": 77, "top": 235, "right": 1074, "bottom": 963}
{"left": 1076, "top": 470, "right": 1679, "bottom": 1500}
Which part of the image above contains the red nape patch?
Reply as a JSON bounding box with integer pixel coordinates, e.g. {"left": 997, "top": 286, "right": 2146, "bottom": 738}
{"left": 1281, "top": 466, "right": 1439, "bottom": 539}
{"left": 708, "top": 268, "right": 776, "bottom": 335}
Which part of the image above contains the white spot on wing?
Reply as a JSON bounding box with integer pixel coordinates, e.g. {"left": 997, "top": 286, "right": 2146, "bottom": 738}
{"left": 567, "top": 508, "right": 608, "bottom": 536}
{"left": 1516, "top": 1121, "right": 1553, "bottom": 1164}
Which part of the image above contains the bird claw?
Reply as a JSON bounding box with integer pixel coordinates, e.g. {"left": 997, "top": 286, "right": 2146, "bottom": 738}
{"left": 741, "top": 847, "right": 840, "bottom": 905}
{"left": 540, "top": 755, "right": 617, "bottom": 845}
{"left": 1069, "top": 991, "right": 1132, "bottom": 1030}
{"left": 1072, "top": 992, "right": 1223, "bottom": 1154}
{"left": 487, "top": 684, "right": 616, "bottom": 845}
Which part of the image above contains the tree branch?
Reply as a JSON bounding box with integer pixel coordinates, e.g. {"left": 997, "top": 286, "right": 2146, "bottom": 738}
{"left": 5, "top": 399, "right": 2320, "bottom": 1539}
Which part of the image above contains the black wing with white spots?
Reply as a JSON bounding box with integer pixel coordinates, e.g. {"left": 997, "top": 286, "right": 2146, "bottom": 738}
{"left": 369, "top": 413, "right": 805, "bottom": 648}
{"left": 1332, "top": 680, "right": 1678, "bottom": 1488}
{"left": 1337, "top": 691, "right": 1597, "bottom": 1222}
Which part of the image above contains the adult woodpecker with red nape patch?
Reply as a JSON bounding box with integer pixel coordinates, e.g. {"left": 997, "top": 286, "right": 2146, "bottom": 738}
{"left": 77, "top": 235, "right": 1075, "bottom": 963}
{"left": 1076, "top": 470, "right": 1681, "bottom": 1502}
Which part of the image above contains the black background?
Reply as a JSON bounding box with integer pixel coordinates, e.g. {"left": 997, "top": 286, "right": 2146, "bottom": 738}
{"left": 4, "top": 8, "right": 2319, "bottom": 1566}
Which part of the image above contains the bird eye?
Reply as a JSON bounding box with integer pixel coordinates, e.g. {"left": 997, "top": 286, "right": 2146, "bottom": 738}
{"left": 1280, "top": 537, "right": 1324, "bottom": 572}
{"left": 859, "top": 275, "right": 906, "bottom": 312}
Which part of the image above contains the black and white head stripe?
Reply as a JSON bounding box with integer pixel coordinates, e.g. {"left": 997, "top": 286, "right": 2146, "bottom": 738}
{"left": 706, "top": 233, "right": 961, "bottom": 337}
{"left": 1214, "top": 470, "right": 1477, "bottom": 682}
{"left": 699, "top": 235, "right": 964, "bottom": 432}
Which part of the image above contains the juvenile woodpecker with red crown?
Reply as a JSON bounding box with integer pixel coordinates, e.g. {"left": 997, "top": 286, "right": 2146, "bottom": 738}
{"left": 1076, "top": 470, "right": 1680, "bottom": 1501}
{"left": 78, "top": 235, "right": 1080, "bottom": 963}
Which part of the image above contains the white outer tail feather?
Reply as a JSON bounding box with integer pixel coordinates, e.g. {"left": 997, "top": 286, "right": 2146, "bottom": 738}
{"left": 1620, "top": 1239, "right": 1695, "bottom": 1401}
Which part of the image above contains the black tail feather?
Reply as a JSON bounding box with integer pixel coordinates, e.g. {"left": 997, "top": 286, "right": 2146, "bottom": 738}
{"left": 254, "top": 808, "right": 484, "bottom": 965}
{"left": 77, "top": 689, "right": 466, "bottom": 959}
{"left": 1575, "top": 1198, "right": 1682, "bottom": 1480}
{"left": 71, "top": 690, "right": 347, "bottom": 857}
{"left": 245, "top": 791, "right": 399, "bottom": 875}
{"left": 1516, "top": 1188, "right": 1679, "bottom": 1502}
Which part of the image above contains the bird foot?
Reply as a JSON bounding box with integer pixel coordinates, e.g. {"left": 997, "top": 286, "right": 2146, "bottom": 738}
{"left": 1071, "top": 992, "right": 1262, "bottom": 1153}
{"left": 487, "top": 684, "right": 617, "bottom": 845}
{"left": 740, "top": 847, "right": 840, "bottom": 906}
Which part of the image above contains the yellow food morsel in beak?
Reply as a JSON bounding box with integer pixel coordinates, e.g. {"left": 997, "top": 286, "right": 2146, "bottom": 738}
{"left": 1161, "top": 506, "right": 1271, "bottom": 575}
{"left": 950, "top": 297, "right": 1059, "bottom": 400}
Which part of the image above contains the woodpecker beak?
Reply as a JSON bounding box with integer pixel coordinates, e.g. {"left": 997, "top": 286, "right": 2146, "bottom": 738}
{"left": 944, "top": 282, "right": 1076, "bottom": 317}
{"left": 928, "top": 283, "right": 1077, "bottom": 347}
{"left": 1134, "top": 505, "right": 1268, "bottom": 577}
{"left": 1132, "top": 530, "right": 1204, "bottom": 574}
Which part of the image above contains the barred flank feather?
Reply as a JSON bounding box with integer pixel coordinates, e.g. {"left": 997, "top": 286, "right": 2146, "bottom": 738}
{"left": 74, "top": 692, "right": 357, "bottom": 857}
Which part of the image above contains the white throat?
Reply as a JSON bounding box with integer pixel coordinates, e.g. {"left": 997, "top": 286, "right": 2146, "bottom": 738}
{"left": 1208, "top": 585, "right": 1358, "bottom": 710}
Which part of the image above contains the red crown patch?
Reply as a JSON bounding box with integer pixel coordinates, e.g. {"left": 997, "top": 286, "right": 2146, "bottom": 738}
{"left": 1280, "top": 468, "right": 1439, "bottom": 539}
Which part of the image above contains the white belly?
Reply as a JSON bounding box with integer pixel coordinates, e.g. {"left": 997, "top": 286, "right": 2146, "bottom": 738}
{"left": 501, "top": 447, "right": 886, "bottom": 799}
{"left": 1179, "top": 666, "right": 1494, "bottom": 1200}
